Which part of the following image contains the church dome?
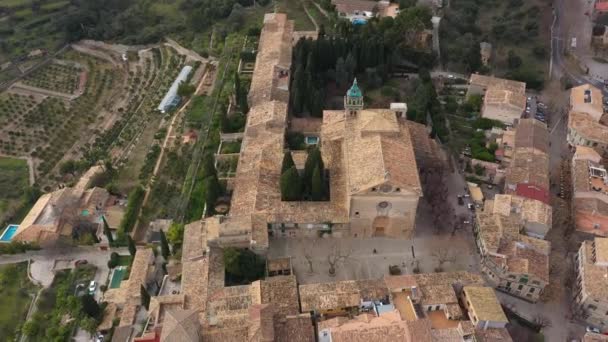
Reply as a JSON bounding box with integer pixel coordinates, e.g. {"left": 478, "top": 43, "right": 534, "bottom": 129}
{"left": 347, "top": 78, "right": 362, "bottom": 98}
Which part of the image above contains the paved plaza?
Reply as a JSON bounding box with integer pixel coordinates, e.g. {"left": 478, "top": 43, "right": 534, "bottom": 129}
{"left": 268, "top": 230, "right": 479, "bottom": 284}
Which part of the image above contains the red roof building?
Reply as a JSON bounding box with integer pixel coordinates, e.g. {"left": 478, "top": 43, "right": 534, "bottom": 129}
{"left": 515, "top": 183, "right": 550, "bottom": 204}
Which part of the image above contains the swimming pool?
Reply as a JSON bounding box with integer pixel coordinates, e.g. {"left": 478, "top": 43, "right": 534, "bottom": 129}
{"left": 81, "top": 209, "right": 90, "bottom": 216}
{"left": 110, "top": 267, "right": 127, "bottom": 288}
{"left": 305, "top": 136, "right": 319, "bottom": 145}
{"left": 0, "top": 224, "right": 18, "bottom": 242}
{"left": 352, "top": 18, "right": 367, "bottom": 25}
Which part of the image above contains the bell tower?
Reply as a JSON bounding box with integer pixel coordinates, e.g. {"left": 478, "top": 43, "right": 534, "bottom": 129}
{"left": 344, "top": 78, "right": 364, "bottom": 117}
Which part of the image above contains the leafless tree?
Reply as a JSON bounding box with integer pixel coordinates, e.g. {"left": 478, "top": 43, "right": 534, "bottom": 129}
{"left": 421, "top": 164, "right": 456, "bottom": 234}
{"left": 533, "top": 314, "right": 552, "bottom": 328}
{"left": 412, "top": 259, "right": 421, "bottom": 274}
{"left": 432, "top": 249, "right": 456, "bottom": 272}
{"left": 302, "top": 240, "right": 315, "bottom": 274}
{"left": 326, "top": 242, "right": 352, "bottom": 276}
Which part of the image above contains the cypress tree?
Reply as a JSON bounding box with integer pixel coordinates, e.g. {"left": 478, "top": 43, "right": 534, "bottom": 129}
{"left": 102, "top": 216, "right": 113, "bottom": 244}
{"left": 311, "top": 165, "right": 324, "bottom": 201}
{"left": 234, "top": 70, "right": 241, "bottom": 100}
{"left": 280, "top": 166, "right": 302, "bottom": 201}
{"left": 204, "top": 174, "right": 222, "bottom": 215}
{"left": 140, "top": 285, "right": 150, "bottom": 310}
{"left": 304, "top": 147, "right": 323, "bottom": 192}
{"left": 127, "top": 235, "right": 136, "bottom": 257}
{"left": 292, "top": 65, "right": 306, "bottom": 114}
{"left": 281, "top": 151, "right": 296, "bottom": 174}
{"left": 159, "top": 229, "right": 170, "bottom": 259}
{"left": 201, "top": 153, "right": 217, "bottom": 179}
{"left": 81, "top": 294, "right": 101, "bottom": 318}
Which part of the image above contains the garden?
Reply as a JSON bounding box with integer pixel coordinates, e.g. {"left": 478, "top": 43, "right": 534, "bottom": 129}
{"left": 0, "top": 156, "right": 29, "bottom": 221}
{"left": 0, "top": 262, "right": 39, "bottom": 342}
{"left": 22, "top": 61, "right": 82, "bottom": 94}
{"left": 22, "top": 264, "right": 101, "bottom": 341}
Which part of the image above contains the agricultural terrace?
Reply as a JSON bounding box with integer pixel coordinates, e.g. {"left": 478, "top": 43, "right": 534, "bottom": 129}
{"left": 0, "top": 0, "right": 71, "bottom": 63}
{"left": 0, "top": 47, "right": 120, "bottom": 183}
{"left": 138, "top": 34, "right": 244, "bottom": 236}
{"left": 0, "top": 262, "right": 39, "bottom": 342}
{"left": 22, "top": 61, "right": 83, "bottom": 95}
{"left": 111, "top": 45, "right": 201, "bottom": 194}
{"left": 0, "top": 156, "right": 29, "bottom": 222}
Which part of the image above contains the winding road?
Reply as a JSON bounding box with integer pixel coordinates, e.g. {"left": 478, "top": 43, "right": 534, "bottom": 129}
{"left": 552, "top": 0, "right": 607, "bottom": 94}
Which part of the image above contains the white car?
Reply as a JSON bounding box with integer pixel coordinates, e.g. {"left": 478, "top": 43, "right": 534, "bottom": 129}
{"left": 586, "top": 326, "right": 601, "bottom": 334}
{"left": 88, "top": 281, "right": 97, "bottom": 295}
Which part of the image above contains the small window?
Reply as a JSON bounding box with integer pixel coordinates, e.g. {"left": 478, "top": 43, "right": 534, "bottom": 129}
{"left": 371, "top": 187, "right": 377, "bottom": 192}
{"left": 435, "top": 305, "right": 440, "bottom": 311}
{"left": 517, "top": 284, "right": 523, "bottom": 290}
{"left": 395, "top": 188, "right": 401, "bottom": 192}
{"left": 355, "top": 211, "right": 360, "bottom": 216}
{"left": 529, "top": 287, "right": 535, "bottom": 293}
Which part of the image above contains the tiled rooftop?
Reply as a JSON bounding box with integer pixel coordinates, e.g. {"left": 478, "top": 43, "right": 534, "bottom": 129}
{"left": 506, "top": 147, "right": 550, "bottom": 190}
{"left": 469, "top": 74, "right": 526, "bottom": 94}
{"left": 299, "top": 279, "right": 389, "bottom": 312}
{"left": 491, "top": 194, "right": 552, "bottom": 226}
{"left": 476, "top": 213, "right": 550, "bottom": 282}
{"left": 484, "top": 87, "right": 526, "bottom": 112}
{"left": 569, "top": 111, "right": 608, "bottom": 145}
{"left": 570, "top": 84, "right": 604, "bottom": 120}
{"left": 462, "top": 286, "right": 508, "bottom": 323}
{"left": 514, "top": 118, "right": 549, "bottom": 154}
{"left": 580, "top": 239, "right": 608, "bottom": 301}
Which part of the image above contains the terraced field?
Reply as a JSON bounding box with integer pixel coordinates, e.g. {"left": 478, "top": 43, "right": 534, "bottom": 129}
{"left": 22, "top": 62, "right": 82, "bottom": 94}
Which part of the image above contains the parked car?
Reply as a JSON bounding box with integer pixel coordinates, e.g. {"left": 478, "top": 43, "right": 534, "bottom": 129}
{"left": 458, "top": 197, "right": 464, "bottom": 205}
{"left": 88, "top": 281, "right": 97, "bottom": 295}
{"left": 587, "top": 326, "right": 601, "bottom": 334}
{"left": 467, "top": 203, "right": 475, "bottom": 211}
{"left": 75, "top": 259, "right": 88, "bottom": 267}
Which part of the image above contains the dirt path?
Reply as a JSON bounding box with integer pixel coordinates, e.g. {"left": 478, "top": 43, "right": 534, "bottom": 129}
{"left": 165, "top": 38, "right": 208, "bottom": 63}
{"left": 302, "top": 2, "right": 319, "bottom": 31}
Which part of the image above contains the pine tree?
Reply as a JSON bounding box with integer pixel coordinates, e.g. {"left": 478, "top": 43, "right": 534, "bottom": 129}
{"left": 102, "top": 216, "right": 113, "bottom": 244}
{"left": 140, "top": 284, "right": 150, "bottom": 310}
{"left": 281, "top": 151, "right": 296, "bottom": 174}
{"left": 311, "top": 165, "right": 324, "bottom": 201}
{"left": 280, "top": 166, "right": 302, "bottom": 201}
{"left": 127, "top": 235, "right": 136, "bottom": 257}
{"left": 159, "top": 229, "right": 170, "bottom": 259}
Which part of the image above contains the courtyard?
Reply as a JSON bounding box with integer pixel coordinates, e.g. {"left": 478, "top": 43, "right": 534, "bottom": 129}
{"left": 267, "top": 229, "right": 480, "bottom": 285}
